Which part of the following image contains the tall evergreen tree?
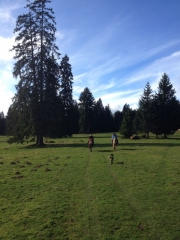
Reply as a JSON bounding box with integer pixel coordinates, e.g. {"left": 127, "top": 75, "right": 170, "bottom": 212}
{"left": 139, "top": 82, "right": 153, "bottom": 138}
{"left": 0, "top": 112, "right": 6, "bottom": 135}
{"left": 151, "top": 73, "right": 180, "bottom": 137}
{"left": 113, "top": 110, "right": 123, "bottom": 132}
{"left": 43, "top": 55, "right": 61, "bottom": 138}
{"left": 119, "top": 104, "right": 135, "bottom": 138}
{"left": 9, "top": 0, "right": 60, "bottom": 145}
{"left": 71, "top": 100, "right": 80, "bottom": 134}
{"left": 132, "top": 109, "right": 144, "bottom": 134}
{"left": 94, "top": 98, "right": 105, "bottom": 132}
{"left": 104, "top": 104, "right": 113, "bottom": 133}
{"left": 78, "top": 87, "right": 95, "bottom": 133}
{"left": 59, "top": 55, "right": 74, "bottom": 137}
{"left": 6, "top": 95, "right": 34, "bottom": 143}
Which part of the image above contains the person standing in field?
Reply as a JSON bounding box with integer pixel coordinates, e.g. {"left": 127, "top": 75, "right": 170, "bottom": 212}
{"left": 111, "top": 132, "right": 118, "bottom": 150}
{"left": 88, "top": 134, "right": 94, "bottom": 152}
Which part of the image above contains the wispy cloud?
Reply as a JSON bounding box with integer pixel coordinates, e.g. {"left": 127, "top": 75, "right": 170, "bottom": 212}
{"left": 0, "top": 64, "right": 16, "bottom": 115}
{"left": 72, "top": 46, "right": 180, "bottom": 112}
{"left": 1, "top": 0, "right": 180, "bottom": 116}
{"left": 0, "top": 36, "right": 15, "bottom": 61}
{"left": 99, "top": 89, "right": 141, "bottom": 112}
{"left": 122, "top": 51, "right": 180, "bottom": 90}
{"left": 69, "top": 13, "right": 180, "bottom": 101}
{"left": 0, "top": 0, "right": 24, "bottom": 24}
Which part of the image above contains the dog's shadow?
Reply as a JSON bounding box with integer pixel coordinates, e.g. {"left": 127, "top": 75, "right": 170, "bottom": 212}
{"left": 98, "top": 150, "right": 112, "bottom": 152}
{"left": 116, "top": 161, "right": 124, "bottom": 164}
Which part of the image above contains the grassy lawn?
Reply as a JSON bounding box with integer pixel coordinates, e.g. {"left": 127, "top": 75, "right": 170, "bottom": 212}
{"left": 0, "top": 132, "right": 180, "bottom": 239}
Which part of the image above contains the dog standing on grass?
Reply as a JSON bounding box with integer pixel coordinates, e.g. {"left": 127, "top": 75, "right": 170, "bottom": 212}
{"left": 109, "top": 154, "right": 114, "bottom": 165}
{"left": 88, "top": 134, "right": 94, "bottom": 152}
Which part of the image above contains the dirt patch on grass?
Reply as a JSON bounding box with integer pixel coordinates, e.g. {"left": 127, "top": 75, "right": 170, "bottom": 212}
{"left": 45, "top": 168, "right": 51, "bottom": 171}
{"left": 25, "top": 161, "right": 32, "bottom": 165}
{"left": 10, "top": 161, "right": 16, "bottom": 164}
{"left": 31, "top": 169, "right": 37, "bottom": 172}
{"left": 35, "top": 164, "right": 44, "bottom": 168}
{"left": 12, "top": 175, "right": 24, "bottom": 179}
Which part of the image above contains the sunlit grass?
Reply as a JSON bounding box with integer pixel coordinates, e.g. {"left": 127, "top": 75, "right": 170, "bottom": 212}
{"left": 0, "top": 132, "right": 180, "bottom": 239}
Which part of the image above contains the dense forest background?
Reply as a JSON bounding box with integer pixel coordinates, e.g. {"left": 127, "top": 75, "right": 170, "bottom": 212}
{"left": 0, "top": 0, "right": 180, "bottom": 144}
{"left": 1, "top": 72, "right": 180, "bottom": 141}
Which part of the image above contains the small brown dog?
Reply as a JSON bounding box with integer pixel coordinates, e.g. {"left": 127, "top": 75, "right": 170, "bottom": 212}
{"left": 109, "top": 154, "right": 114, "bottom": 164}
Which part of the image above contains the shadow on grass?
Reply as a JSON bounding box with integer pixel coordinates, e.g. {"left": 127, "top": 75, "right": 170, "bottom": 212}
{"left": 23, "top": 141, "right": 180, "bottom": 149}
{"left": 121, "top": 148, "right": 137, "bottom": 151}
{"left": 97, "top": 150, "right": 112, "bottom": 152}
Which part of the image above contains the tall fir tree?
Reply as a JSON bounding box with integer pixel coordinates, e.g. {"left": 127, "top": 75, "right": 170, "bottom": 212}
{"left": 94, "top": 98, "right": 105, "bottom": 132}
{"left": 9, "top": 0, "right": 61, "bottom": 145}
{"left": 59, "top": 55, "right": 74, "bottom": 137}
{"left": 151, "top": 73, "right": 180, "bottom": 137}
{"left": 139, "top": 82, "right": 153, "bottom": 138}
{"left": 71, "top": 100, "right": 80, "bottom": 134}
{"left": 78, "top": 87, "right": 95, "bottom": 133}
{"left": 119, "top": 104, "right": 135, "bottom": 138}
{"left": 43, "top": 55, "right": 61, "bottom": 137}
{"left": 0, "top": 112, "right": 6, "bottom": 135}
{"left": 132, "top": 109, "right": 144, "bottom": 134}
{"left": 103, "top": 104, "right": 113, "bottom": 133}
{"left": 113, "top": 110, "right": 123, "bottom": 132}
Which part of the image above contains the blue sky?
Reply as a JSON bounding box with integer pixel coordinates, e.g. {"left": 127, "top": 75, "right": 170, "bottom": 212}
{"left": 0, "top": 0, "right": 180, "bottom": 115}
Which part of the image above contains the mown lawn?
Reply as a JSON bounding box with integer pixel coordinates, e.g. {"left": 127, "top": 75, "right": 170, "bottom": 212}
{"left": 0, "top": 132, "right": 180, "bottom": 239}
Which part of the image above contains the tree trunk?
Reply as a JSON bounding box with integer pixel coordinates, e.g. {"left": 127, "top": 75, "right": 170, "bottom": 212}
{"left": 36, "top": 133, "right": 44, "bottom": 146}
{"left": 146, "top": 132, "right": 149, "bottom": 139}
{"left": 164, "top": 133, "right": 167, "bottom": 138}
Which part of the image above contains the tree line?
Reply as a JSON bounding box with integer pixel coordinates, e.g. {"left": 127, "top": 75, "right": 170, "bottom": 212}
{"left": 0, "top": 0, "right": 180, "bottom": 144}
{"left": 1, "top": 72, "right": 180, "bottom": 141}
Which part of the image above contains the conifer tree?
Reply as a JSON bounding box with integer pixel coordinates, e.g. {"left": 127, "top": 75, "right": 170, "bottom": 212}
{"left": 104, "top": 104, "right": 113, "bottom": 132}
{"left": 0, "top": 112, "right": 6, "bottom": 135}
{"left": 119, "top": 104, "right": 135, "bottom": 138}
{"left": 78, "top": 87, "right": 95, "bottom": 133}
{"left": 59, "top": 55, "right": 74, "bottom": 136}
{"left": 94, "top": 98, "right": 105, "bottom": 132}
{"left": 132, "top": 109, "right": 144, "bottom": 134}
{"left": 151, "top": 73, "right": 180, "bottom": 137}
{"left": 139, "top": 82, "right": 153, "bottom": 138}
{"left": 43, "top": 55, "right": 61, "bottom": 137}
{"left": 113, "top": 110, "right": 123, "bottom": 132}
{"left": 9, "top": 0, "right": 61, "bottom": 145}
{"left": 71, "top": 101, "right": 80, "bottom": 134}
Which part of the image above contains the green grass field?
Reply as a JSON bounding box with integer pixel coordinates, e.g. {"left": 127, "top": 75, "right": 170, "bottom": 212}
{"left": 0, "top": 132, "right": 180, "bottom": 240}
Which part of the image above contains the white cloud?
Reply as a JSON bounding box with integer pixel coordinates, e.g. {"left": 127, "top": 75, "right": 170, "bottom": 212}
{"left": 55, "top": 31, "right": 64, "bottom": 41}
{"left": 0, "top": 36, "right": 15, "bottom": 61}
{"left": 93, "top": 79, "right": 116, "bottom": 93}
{"left": 73, "top": 73, "right": 87, "bottom": 84}
{"left": 0, "top": 11, "right": 12, "bottom": 23}
{"left": 116, "top": 51, "right": 180, "bottom": 105}
{"left": 0, "top": 35, "right": 16, "bottom": 114}
{"left": 95, "top": 89, "right": 141, "bottom": 112}
{"left": 0, "top": 77, "right": 15, "bottom": 115}
{"left": 0, "top": 0, "right": 23, "bottom": 25}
